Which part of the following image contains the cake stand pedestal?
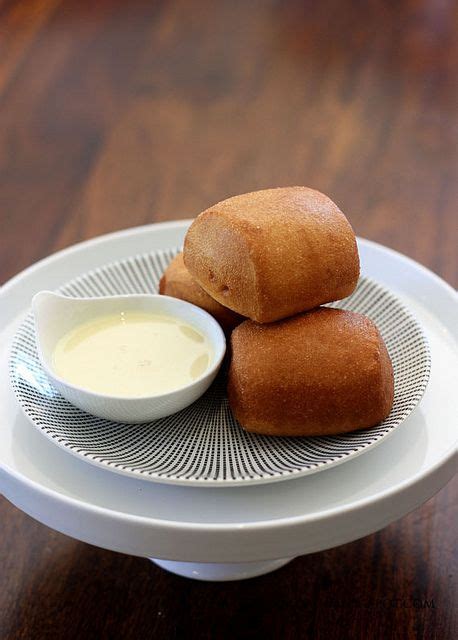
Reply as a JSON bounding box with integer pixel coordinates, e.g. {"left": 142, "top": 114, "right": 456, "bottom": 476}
{"left": 150, "top": 558, "right": 294, "bottom": 581}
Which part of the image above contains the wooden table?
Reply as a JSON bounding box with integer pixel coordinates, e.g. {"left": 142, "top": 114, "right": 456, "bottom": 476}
{"left": 1, "top": 1, "right": 456, "bottom": 638}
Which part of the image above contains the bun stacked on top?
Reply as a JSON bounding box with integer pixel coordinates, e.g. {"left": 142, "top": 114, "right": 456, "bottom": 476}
{"left": 162, "top": 186, "right": 394, "bottom": 436}
{"left": 183, "top": 187, "right": 360, "bottom": 322}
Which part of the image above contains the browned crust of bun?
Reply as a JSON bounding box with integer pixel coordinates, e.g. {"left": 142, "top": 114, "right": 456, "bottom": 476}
{"left": 228, "top": 308, "right": 394, "bottom": 436}
{"left": 159, "top": 253, "right": 243, "bottom": 332}
{"left": 184, "top": 187, "right": 360, "bottom": 323}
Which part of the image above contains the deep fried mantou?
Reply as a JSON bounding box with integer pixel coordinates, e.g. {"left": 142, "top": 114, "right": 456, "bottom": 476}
{"left": 228, "top": 308, "right": 394, "bottom": 436}
{"left": 184, "top": 187, "right": 359, "bottom": 323}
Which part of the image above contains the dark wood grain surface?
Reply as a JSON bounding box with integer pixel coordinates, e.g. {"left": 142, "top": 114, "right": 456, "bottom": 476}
{"left": 1, "top": 1, "right": 457, "bottom": 638}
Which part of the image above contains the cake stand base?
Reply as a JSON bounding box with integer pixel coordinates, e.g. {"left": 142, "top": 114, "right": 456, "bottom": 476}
{"left": 150, "top": 557, "right": 294, "bottom": 581}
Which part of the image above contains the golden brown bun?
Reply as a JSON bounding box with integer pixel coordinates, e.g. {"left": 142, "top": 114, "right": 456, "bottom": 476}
{"left": 184, "top": 187, "right": 360, "bottom": 323}
{"left": 159, "top": 253, "right": 243, "bottom": 333}
{"left": 228, "top": 308, "right": 394, "bottom": 436}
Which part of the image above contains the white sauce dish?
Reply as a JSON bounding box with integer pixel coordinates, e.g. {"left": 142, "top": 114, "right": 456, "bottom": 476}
{"left": 32, "top": 291, "right": 226, "bottom": 423}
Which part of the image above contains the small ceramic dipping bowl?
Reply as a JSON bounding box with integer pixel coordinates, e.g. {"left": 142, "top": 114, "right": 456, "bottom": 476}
{"left": 32, "top": 291, "right": 226, "bottom": 423}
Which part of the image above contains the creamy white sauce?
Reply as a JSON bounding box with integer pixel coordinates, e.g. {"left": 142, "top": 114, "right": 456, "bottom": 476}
{"left": 52, "top": 312, "right": 212, "bottom": 397}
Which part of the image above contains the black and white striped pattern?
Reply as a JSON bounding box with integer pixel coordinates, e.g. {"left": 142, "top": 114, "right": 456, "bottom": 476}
{"left": 9, "top": 248, "right": 431, "bottom": 486}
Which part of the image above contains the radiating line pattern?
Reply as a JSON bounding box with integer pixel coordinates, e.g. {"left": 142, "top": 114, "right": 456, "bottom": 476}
{"left": 9, "top": 248, "right": 431, "bottom": 486}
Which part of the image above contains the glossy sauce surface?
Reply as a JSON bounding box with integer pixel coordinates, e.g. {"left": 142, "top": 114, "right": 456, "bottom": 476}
{"left": 52, "top": 312, "right": 212, "bottom": 396}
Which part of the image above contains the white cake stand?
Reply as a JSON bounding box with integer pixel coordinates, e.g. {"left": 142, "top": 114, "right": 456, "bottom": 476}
{"left": 0, "top": 222, "right": 457, "bottom": 581}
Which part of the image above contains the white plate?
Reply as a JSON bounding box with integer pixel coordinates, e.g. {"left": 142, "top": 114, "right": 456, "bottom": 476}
{"left": 8, "top": 248, "right": 430, "bottom": 486}
{"left": 0, "top": 222, "right": 457, "bottom": 579}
